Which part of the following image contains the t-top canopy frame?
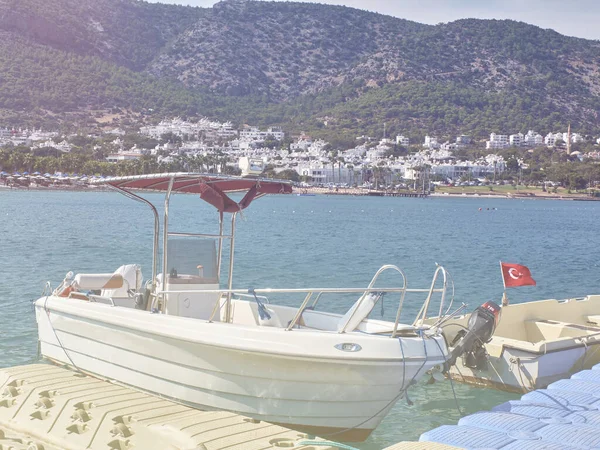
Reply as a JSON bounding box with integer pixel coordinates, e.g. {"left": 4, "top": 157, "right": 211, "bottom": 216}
{"left": 92, "top": 172, "right": 292, "bottom": 213}
{"left": 93, "top": 173, "right": 292, "bottom": 314}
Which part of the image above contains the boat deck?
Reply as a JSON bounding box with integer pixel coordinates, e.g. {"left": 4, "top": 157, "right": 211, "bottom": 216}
{"left": 0, "top": 363, "right": 341, "bottom": 450}
{"left": 397, "top": 361, "right": 600, "bottom": 449}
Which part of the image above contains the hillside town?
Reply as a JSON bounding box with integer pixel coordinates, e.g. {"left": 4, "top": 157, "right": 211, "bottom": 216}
{"left": 1, "top": 118, "right": 600, "bottom": 189}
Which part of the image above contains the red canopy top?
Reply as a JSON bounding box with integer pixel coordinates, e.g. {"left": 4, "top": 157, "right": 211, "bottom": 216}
{"left": 92, "top": 173, "right": 292, "bottom": 213}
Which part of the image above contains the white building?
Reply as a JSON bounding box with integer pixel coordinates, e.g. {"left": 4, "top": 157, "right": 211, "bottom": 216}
{"left": 31, "top": 140, "right": 71, "bottom": 153}
{"left": 296, "top": 161, "right": 355, "bottom": 185}
{"left": 366, "top": 148, "right": 387, "bottom": 161}
{"left": 396, "top": 135, "right": 410, "bottom": 146}
{"left": 0, "top": 128, "right": 14, "bottom": 140}
{"left": 140, "top": 117, "right": 236, "bottom": 141}
{"left": 523, "top": 130, "right": 544, "bottom": 147}
{"left": 106, "top": 152, "right": 143, "bottom": 163}
{"left": 509, "top": 133, "right": 523, "bottom": 147}
{"left": 486, "top": 133, "right": 509, "bottom": 150}
{"left": 342, "top": 145, "right": 367, "bottom": 160}
{"left": 238, "top": 157, "right": 265, "bottom": 176}
{"left": 440, "top": 141, "right": 457, "bottom": 151}
{"left": 239, "top": 126, "right": 285, "bottom": 142}
{"left": 564, "top": 132, "right": 585, "bottom": 144}
{"left": 216, "top": 122, "right": 238, "bottom": 139}
{"left": 290, "top": 134, "right": 313, "bottom": 152}
{"left": 423, "top": 136, "right": 439, "bottom": 150}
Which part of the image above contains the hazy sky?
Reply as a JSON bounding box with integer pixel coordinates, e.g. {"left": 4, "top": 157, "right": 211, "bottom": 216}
{"left": 151, "top": 0, "right": 600, "bottom": 40}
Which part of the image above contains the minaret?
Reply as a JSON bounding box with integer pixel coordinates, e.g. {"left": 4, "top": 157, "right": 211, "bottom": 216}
{"left": 566, "top": 123, "right": 571, "bottom": 156}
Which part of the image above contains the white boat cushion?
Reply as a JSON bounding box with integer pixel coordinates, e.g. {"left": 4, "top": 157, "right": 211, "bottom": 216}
{"left": 73, "top": 273, "right": 123, "bottom": 291}
{"left": 101, "top": 264, "right": 142, "bottom": 298}
{"left": 337, "top": 292, "right": 380, "bottom": 333}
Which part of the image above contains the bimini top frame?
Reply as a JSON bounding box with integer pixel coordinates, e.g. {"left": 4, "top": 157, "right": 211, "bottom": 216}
{"left": 91, "top": 173, "right": 293, "bottom": 297}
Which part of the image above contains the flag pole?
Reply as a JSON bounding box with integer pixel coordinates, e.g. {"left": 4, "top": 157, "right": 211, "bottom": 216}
{"left": 500, "top": 260, "right": 508, "bottom": 306}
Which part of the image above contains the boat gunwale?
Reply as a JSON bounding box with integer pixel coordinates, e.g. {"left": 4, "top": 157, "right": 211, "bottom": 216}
{"left": 36, "top": 295, "right": 448, "bottom": 364}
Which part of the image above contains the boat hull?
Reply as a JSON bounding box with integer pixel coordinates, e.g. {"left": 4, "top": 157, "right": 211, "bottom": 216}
{"left": 430, "top": 295, "right": 600, "bottom": 393}
{"left": 36, "top": 296, "right": 448, "bottom": 441}
{"left": 447, "top": 342, "right": 600, "bottom": 393}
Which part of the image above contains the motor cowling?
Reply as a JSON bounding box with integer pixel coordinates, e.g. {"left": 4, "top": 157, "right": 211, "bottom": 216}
{"left": 446, "top": 301, "right": 501, "bottom": 369}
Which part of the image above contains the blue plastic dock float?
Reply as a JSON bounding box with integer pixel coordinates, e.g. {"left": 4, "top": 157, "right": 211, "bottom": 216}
{"left": 418, "top": 362, "right": 600, "bottom": 449}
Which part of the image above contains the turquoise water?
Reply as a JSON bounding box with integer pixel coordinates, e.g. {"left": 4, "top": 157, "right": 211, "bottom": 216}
{"left": 2, "top": 190, "right": 600, "bottom": 448}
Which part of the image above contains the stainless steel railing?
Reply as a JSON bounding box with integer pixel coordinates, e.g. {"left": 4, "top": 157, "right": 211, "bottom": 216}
{"left": 153, "top": 264, "right": 452, "bottom": 336}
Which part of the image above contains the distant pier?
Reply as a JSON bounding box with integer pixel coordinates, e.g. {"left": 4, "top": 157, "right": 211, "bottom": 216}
{"left": 368, "top": 191, "right": 429, "bottom": 198}
{"left": 296, "top": 187, "right": 430, "bottom": 197}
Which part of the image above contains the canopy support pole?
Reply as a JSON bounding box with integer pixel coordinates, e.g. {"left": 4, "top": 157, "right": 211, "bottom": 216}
{"left": 217, "top": 212, "right": 224, "bottom": 282}
{"left": 161, "top": 177, "right": 175, "bottom": 310}
{"left": 108, "top": 185, "right": 160, "bottom": 291}
{"left": 225, "top": 212, "right": 238, "bottom": 323}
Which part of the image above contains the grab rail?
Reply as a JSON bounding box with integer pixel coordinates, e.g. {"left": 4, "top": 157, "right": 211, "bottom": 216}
{"left": 337, "top": 265, "right": 407, "bottom": 335}
{"left": 411, "top": 265, "right": 450, "bottom": 327}
{"left": 157, "top": 287, "right": 442, "bottom": 295}
{"left": 155, "top": 263, "right": 450, "bottom": 336}
{"left": 232, "top": 293, "right": 270, "bottom": 304}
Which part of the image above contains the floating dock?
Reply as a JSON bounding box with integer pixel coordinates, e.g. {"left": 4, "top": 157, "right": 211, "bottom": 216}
{"left": 0, "top": 364, "right": 344, "bottom": 450}
{"left": 391, "top": 362, "right": 600, "bottom": 449}
{"left": 15, "top": 361, "right": 600, "bottom": 449}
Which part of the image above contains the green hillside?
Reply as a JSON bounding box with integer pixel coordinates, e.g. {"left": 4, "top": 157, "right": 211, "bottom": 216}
{"left": 1, "top": 0, "right": 600, "bottom": 138}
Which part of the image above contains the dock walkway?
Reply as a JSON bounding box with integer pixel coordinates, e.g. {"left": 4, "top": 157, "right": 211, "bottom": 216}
{"left": 0, "top": 364, "right": 342, "bottom": 450}
{"left": 391, "top": 362, "right": 600, "bottom": 449}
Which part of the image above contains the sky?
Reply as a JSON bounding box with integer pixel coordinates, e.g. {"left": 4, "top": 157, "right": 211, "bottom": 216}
{"left": 151, "top": 0, "right": 600, "bottom": 40}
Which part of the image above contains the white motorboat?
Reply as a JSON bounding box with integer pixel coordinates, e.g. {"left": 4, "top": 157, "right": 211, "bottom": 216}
{"left": 424, "top": 295, "right": 600, "bottom": 393}
{"left": 35, "top": 173, "right": 452, "bottom": 441}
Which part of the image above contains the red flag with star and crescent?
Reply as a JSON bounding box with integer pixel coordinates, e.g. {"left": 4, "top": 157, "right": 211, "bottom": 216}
{"left": 500, "top": 262, "right": 536, "bottom": 288}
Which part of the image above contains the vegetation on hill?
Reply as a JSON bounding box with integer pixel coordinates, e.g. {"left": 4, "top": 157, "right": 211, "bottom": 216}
{"left": 1, "top": 0, "right": 600, "bottom": 138}
{"left": 0, "top": 0, "right": 202, "bottom": 69}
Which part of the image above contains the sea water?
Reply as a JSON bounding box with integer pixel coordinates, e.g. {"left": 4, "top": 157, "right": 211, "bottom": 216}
{"left": 2, "top": 190, "right": 600, "bottom": 448}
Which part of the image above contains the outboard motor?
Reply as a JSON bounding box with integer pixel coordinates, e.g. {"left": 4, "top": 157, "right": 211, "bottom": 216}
{"left": 446, "top": 301, "right": 501, "bottom": 370}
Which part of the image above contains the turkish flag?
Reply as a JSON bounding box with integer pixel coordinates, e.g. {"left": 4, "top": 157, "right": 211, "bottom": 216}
{"left": 501, "top": 262, "right": 536, "bottom": 288}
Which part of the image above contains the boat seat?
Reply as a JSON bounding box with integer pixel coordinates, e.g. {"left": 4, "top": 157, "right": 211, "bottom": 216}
{"left": 101, "top": 264, "right": 143, "bottom": 308}
{"left": 527, "top": 319, "right": 600, "bottom": 341}
{"left": 337, "top": 292, "right": 382, "bottom": 333}
{"left": 101, "top": 265, "right": 141, "bottom": 295}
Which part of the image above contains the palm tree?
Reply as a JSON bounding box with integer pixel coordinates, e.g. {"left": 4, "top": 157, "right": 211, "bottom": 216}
{"left": 0, "top": 148, "right": 9, "bottom": 170}
{"left": 8, "top": 152, "right": 24, "bottom": 172}
{"left": 22, "top": 153, "right": 35, "bottom": 173}
{"left": 346, "top": 164, "right": 354, "bottom": 186}
{"left": 337, "top": 156, "right": 345, "bottom": 185}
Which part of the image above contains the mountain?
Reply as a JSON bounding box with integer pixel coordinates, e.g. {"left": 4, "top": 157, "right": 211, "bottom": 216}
{"left": 1, "top": 0, "right": 600, "bottom": 139}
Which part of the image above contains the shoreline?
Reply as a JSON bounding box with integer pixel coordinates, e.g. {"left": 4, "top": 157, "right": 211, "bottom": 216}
{"left": 0, "top": 184, "right": 110, "bottom": 192}
{"left": 2, "top": 183, "right": 598, "bottom": 201}
{"left": 295, "top": 186, "right": 599, "bottom": 201}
